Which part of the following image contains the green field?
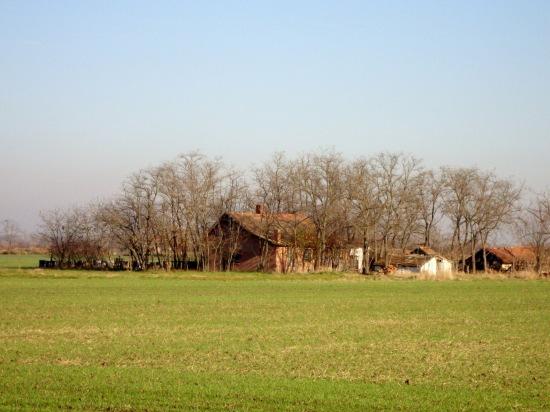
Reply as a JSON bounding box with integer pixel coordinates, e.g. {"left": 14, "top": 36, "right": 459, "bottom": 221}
{"left": 0, "top": 254, "right": 46, "bottom": 269}
{"left": 1, "top": 268, "right": 549, "bottom": 411}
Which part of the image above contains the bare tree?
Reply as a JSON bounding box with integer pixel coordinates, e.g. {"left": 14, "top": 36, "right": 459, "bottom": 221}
{"left": 472, "top": 172, "right": 522, "bottom": 271}
{"left": 253, "top": 152, "right": 294, "bottom": 213}
{"left": 294, "top": 149, "right": 347, "bottom": 269}
{"left": 370, "top": 153, "right": 423, "bottom": 265}
{"left": 154, "top": 152, "right": 249, "bottom": 271}
{"left": 39, "top": 208, "right": 87, "bottom": 267}
{"left": 252, "top": 152, "right": 298, "bottom": 270}
{"left": 441, "top": 167, "right": 478, "bottom": 271}
{"left": 98, "top": 170, "right": 160, "bottom": 270}
{"left": 417, "top": 170, "right": 445, "bottom": 247}
{"left": 1, "top": 219, "right": 22, "bottom": 252}
{"left": 156, "top": 161, "right": 187, "bottom": 269}
{"left": 441, "top": 167, "right": 521, "bottom": 272}
{"left": 34, "top": 149, "right": 536, "bottom": 274}
{"left": 517, "top": 192, "right": 550, "bottom": 274}
{"left": 346, "top": 158, "right": 382, "bottom": 273}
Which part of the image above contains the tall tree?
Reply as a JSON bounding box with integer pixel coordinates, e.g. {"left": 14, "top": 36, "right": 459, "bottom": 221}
{"left": 295, "top": 149, "right": 347, "bottom": 269}
{"left": 417, "top": 170, "right": 444, "bottom": 247}
{"left": 370, "top": 153, "right": 423, "bottom": 265}
{"left": 346, "top": 157, "right": 382, "bottom": 273}
{"left": 98, "top": 170, "right": 160, "bottom": 270}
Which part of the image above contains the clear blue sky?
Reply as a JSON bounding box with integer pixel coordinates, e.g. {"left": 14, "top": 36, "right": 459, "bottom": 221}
{"left": 1, "top": 1, "right": 549, "bottom": 231}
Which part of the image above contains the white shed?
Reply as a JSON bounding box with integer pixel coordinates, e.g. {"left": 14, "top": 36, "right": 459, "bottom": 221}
{"left": 392, "top": 254, "right": 453, "bottom": 277}
{"left": 418, "top": 255, "right": 453, "bottom": 277}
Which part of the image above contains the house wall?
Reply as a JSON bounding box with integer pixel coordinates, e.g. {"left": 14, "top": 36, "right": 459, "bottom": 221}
{"left": 209, "top": 221, "right": 270, "bottom": 272}
{"left": 274, "top": 246, "right": 315, "bottom": 273}
{"left": 436, "top": 258, "right": 453, "bottom": 274}
{"left": 233, "top": 232, "right": 283, "bottom": 272}
{"left": 210, "top": 226, "right": 298, "bottom": 273}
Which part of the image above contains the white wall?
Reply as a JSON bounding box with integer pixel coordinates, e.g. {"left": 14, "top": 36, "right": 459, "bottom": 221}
{"left": 421, "top": 257, "right": 453, "bottom": 277}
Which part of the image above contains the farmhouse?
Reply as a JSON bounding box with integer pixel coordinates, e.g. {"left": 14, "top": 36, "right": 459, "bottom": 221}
{"left": 464, "top": 247, "right": 536, "bottom": 272}
{"left": 208, "top": 205, "right": 362, "bottom": 273}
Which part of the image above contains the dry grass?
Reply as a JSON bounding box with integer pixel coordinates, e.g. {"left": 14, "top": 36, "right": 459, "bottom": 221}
{"left": 386, "top": 270, "right": 548, "bottom": 281}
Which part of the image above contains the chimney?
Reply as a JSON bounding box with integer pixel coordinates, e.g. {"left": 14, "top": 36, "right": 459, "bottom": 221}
{"left": 255, "top": 204, "right": 266, "bottom": 214}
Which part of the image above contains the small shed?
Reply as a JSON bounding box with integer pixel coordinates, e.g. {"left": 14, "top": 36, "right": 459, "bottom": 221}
{"left": 375, "top": 250, "right": 453, "bottom": 277}
{"left": 393, "top": 254, "right": 453, "bottom": 277}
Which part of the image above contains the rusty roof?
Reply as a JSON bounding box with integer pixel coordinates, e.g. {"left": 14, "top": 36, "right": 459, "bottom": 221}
{"left": 484, "top": 247, "right": 536, "bottom": 264}
{"left": 389, "top": 254, "right": 433, "bottom": 267}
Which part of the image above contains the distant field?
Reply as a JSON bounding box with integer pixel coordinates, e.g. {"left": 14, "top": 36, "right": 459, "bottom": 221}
{"left": 1, "top": 269, "right": 549, "bottom": 411}
{"left": 0, "top": 254, "right": 46, "bottom": 269}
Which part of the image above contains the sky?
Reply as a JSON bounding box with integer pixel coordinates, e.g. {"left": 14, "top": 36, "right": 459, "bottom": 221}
{"left": 1, "top": 1, "right": 549, "bottom": 231}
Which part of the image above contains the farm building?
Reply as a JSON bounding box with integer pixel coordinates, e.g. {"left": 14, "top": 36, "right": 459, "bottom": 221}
{"left": 374, "top": 248, "right": 453, "bottom": 277}
{"left": 208, "top": 205, "right": 363, "bottom": 273}
{"left": 464, "top": 247, "right": 536, "bottom": 272}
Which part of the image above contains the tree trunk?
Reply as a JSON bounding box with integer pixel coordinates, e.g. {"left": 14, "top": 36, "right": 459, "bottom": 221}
{"left": 471, "top": 235, "right": 476, "bottom": 274}
{"left": 482, "top": 240, "right": 488, "bottom": 273}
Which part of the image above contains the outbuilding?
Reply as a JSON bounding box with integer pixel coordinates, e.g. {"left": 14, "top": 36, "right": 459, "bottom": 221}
{"left": 464, "top": 247, "right": 535, "bottom": 272}
{"left": 375, "top": 248, "right": 453, "bottom": 277}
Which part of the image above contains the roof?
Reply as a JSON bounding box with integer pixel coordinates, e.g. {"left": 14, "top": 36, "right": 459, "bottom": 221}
{"left": 224, "top": 211, "right": 315, "bottom": 246}
{"left": 483, "top": 247, "right": 536, "bottom": 264}
{"left": 389, "top": 253, "right": 433, "bottom": 268}
{"left": 375, "top": 249, "right": 451, "bottom": 268}
{"left": 375, "top": 250, "right": 432, "bottom": 268}
{"left": 410, "top": 245, "right": 439, "bottom": 256}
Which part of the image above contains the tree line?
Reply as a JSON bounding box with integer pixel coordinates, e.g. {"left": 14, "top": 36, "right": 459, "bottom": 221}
{"left": 38, "top": 150, "right": 550, "bottom": 273}
{"left": 0, "top": 219, "right": 39, "bottom": 253}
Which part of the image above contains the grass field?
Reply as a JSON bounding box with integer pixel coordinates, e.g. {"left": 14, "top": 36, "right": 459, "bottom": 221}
{"left": 0, "top": 254, "right": 46, "bottom": 269}
{"left": 1, "top": 268, "right": 549, "bottom": 411}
